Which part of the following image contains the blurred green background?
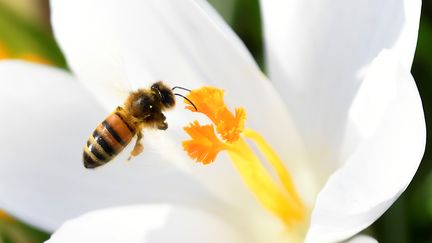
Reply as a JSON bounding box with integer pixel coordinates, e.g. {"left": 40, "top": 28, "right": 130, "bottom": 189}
{"left": 0, "top": 0, "right": 431, "bottom": 242}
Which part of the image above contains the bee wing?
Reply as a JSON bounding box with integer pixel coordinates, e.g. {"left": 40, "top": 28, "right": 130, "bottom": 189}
{"left": 54, "top": 14, "right": 134, "bottom": 110}
{"left": 75, "top": 50, "right": 133, "bottom": 111}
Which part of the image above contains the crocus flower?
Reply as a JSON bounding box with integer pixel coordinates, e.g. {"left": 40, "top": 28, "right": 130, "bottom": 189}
{"left": 0, "top": 0, "right": 424, "bottom": 242}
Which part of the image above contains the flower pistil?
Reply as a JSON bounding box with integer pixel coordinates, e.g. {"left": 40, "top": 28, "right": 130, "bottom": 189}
{"left": 182, "top": 86, "right": 305, "bottom": 228}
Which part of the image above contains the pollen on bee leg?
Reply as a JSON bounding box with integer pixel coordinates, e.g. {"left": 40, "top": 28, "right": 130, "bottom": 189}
{"left": 129, "top": 143, "right": 143, "bottom": 158}
{"left": 128, "top": 131, "right": 144, "bottom": 161}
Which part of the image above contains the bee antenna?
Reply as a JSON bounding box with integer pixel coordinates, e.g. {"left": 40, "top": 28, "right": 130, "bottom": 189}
{"left": 175, "top": 93, "right": 197, "bottom": 111}
{"left": 172, "top": 86, "right": 192, "bottom": 92}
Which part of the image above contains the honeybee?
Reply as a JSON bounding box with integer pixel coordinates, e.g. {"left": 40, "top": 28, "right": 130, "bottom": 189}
{"left": 83, "top": 81, "right": 196, "bottom": 169}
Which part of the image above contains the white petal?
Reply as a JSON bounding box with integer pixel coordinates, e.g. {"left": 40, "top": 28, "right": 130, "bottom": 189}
{"left": 47, "top": 204, "right": 243, "bottom": 243}
{"left": 51, "top": 0, "right": 273, "bottom": 117}
{"left": 0, "top": 61, "right": 216, "bottom": 231}
{"left": 51, "top": 0, "right": 314, "bottom": 209}
{"left": 346, "top": 235, "right": 378, "bottom": 243}
{"left": 260, "top": 0, "right": 422, "bottom": 173}
{"left": 305, "top": 50, "right": 425, "bottom": 242}
{"left": 51, "top": 1, "right": 133, "bottom": 110}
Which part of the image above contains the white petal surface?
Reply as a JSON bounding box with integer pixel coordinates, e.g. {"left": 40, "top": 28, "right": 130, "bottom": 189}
{"left": 260, "top": 0, "right": 422, "bottom": 176}
{"left": 306, "top": 50, "right": 425, "bottom": 242}
{"left": 47, "top": 204, "right": 243, "bottom": 243}
{"left": 51, "top": 0, "right": 316, "bottom": 209}
{"left": 346, "top": 235, "right": 378, "bottom": 243}
{"left": 0, "top": 61, "right": 217, "bottom": 231}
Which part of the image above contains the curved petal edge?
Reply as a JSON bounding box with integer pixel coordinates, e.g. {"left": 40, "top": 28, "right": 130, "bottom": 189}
{"left": 305, "top": 50, "right": 426, "bottom": 242}
{"left": 46, "top": 204, "right": 243, "bottom": 243}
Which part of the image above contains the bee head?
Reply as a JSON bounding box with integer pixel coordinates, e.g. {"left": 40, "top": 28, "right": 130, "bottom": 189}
{"left": 151, "top": 81, "right": 175, "bottom": 110}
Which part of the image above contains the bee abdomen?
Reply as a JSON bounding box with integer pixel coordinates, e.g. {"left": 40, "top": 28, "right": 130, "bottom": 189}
{"left": 83, "top": 111, "right": 136, "bottom": 169}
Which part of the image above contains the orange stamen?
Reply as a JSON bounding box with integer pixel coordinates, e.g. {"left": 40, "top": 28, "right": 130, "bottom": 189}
{"left": 185, "top": 87, "right": 245, "bottom": 142}
{"left": 182, "top": 86, "right": 306, "bottom": 228}
{"left": 183, "top": 121, "right": 226, "bottom": 164}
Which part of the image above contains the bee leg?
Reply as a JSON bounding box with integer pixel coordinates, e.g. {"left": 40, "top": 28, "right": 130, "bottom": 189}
{"left": 157, "top": 113, "right": 168, "bottom": 130}
{"left": 157, "top": 121, "right": 168, "bottom": 130}
{"left": 128, "top": 131, "right": 144, "bottom": 161}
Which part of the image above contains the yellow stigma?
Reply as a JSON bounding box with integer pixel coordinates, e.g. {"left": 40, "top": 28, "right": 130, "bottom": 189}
{"left": 182, "top": 86, "right": 305, "bottom": 227}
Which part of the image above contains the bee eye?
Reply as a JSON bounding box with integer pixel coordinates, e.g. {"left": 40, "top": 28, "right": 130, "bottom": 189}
{"left": 158, "top": 90, "right": 175, "bottom": 108}
{"left": 151, "top": 82, "right": 175, "bottom": 109}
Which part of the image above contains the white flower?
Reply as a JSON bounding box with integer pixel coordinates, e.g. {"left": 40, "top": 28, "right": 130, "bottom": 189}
{"left": 0, "top": 0, "right": 424, "bottom": 242}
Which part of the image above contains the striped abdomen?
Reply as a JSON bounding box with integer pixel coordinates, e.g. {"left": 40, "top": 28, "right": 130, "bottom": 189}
{"left": 83, "top": 110, "right": 136, "bottom": 169}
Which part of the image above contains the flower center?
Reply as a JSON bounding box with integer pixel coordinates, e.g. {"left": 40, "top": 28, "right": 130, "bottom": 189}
{"left": 182, "top": 86, "right": 305, "bottom": 228}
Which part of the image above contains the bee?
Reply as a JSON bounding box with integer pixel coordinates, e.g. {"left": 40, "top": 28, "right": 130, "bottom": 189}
{"left": 83, "top": 81, "right": 196, "bottom": 169}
